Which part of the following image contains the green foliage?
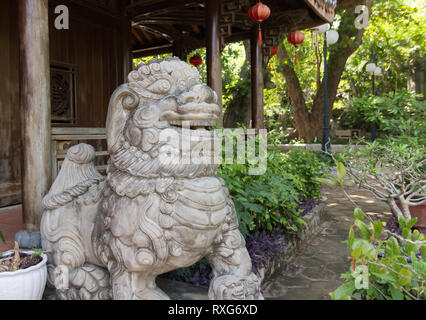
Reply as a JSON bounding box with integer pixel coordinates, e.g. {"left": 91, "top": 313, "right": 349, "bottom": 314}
{"left": 0, "top": 230, "right": 4, "bottom": 244}
{"left": 187, "top": 43, "right": 247, "bottom": 112}
{"left": 281, "top": 148, "right": 326, "bottom": 200}
{"left": 218, "top": 146, "right": 327, "bottom": 237}
{"left": 339, "top": 89, "right": 426, "bottom": 142}
{"left": 330, "top": 208, "right": 426, "bottom": 300}
{"left": 318, "top": 160, "right": 426, "bottom": 300}
{"left": 343, "top": 136, "right": 425, "bottom": 184}
{"left": 340, "top": 0, "right": 426, "bottom": 97}
{"left": 31, "top": 248, "right": 43, "bottom": 259}
{"left": 316, "top": 161, "right": 355, "bottom": 188}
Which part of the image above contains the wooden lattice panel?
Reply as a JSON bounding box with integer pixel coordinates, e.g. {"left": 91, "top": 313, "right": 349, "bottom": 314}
{"left": 50, "top": 65, "right": 76, "bottom": 123}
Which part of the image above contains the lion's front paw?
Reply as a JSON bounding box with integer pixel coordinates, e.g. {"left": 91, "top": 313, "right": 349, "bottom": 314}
{"left": 208, "top": 273, "right": 263, "bottom": 300}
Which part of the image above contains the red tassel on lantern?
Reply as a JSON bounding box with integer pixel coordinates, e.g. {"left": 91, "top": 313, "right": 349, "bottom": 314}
{"left": 189, "top": 54, "right": 203, "bottom": 67}
{"left": 287, "top": 30, "right": 305, "bottom": 65}
{"left": 248, "top": 1, "right": 271, "bottom": 46}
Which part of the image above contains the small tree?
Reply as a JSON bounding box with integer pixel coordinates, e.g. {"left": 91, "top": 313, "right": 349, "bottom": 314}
{"left": 342, "top": 140, "right": 425, "bottom": 221}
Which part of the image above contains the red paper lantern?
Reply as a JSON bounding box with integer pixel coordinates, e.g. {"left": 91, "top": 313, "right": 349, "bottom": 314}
{"left": 287, "top": 30, "right": 305, "bottom": 64}
{"left": 269, "top": 46, "right": 278, "bottom": 58}
{"left": 189, "top": 54, "right": 203, "bottom": 67}
{"left": 248, "top": 1, "right": 271, "bottom": 46}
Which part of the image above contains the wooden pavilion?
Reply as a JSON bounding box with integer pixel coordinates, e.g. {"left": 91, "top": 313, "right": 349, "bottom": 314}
{"left": 0, "top": 0, "right": 335, "bottom": 238}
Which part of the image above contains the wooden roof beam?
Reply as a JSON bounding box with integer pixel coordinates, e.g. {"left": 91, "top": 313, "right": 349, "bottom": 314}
{"left": 133, "top": 44, "right": 174, "bottom": 58}
{"left": 192, "top": 24, "right": 201, "bottom": 34}
{"left": 134, "top": 25, "right": 175, "bottom": 42}
{"left": 133, "top": 17, "right": 206, "bottom": 26}
{"left": 127, "top": 0, "right": 203, "bottom": 18}
{"left": 140, "top": 29, "right": 153, "bottom": 42}
{"left": 132, "top": 28, "right": 144, "bottom": 44}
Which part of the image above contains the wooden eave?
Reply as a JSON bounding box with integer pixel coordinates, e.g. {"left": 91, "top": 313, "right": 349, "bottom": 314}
{"left": 128, "top": 0, "right": 336, "bottom": 58}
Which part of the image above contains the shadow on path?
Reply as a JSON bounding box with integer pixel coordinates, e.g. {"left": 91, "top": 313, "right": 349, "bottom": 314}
{"left": 263, "top": 185, "right": 392, "bottom": 300}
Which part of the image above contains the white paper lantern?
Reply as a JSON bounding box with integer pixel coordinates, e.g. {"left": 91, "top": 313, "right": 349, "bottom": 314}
{"left": 374, "top": 66, "right": 382, "bottom": 75}
{"left": 366, "top": 63, "right": 377, "bottom": 73}
{"left": 313, "top": 23, "right": 330, "bottom": 34}
{"left": 326, "top": 30, "right": 339, "bottom": 45}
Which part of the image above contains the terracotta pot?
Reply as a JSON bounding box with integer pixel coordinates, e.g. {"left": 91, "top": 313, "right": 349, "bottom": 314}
{"left": 0, "top": 250, "right": 47, "bottom": 300}
{"left": 396, "top": 200, "right": 426, "bottom": 234}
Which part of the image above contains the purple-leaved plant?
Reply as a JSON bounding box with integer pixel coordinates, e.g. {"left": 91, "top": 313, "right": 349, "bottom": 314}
{"left": 162, "top": 228, "right": 295, "bottom": 287}
{"left": 297, "top": 198, "right": 321, "bottom": 217}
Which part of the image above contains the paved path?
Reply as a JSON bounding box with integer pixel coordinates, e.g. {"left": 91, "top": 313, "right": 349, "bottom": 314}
{"left": 263, "top": 184, "right": 392, "bottom": 300}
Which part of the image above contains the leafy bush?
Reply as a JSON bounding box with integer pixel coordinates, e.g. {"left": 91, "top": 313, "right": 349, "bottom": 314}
{"left": 218, "top": 147, "right": 327, "bottom": 236}
{"left": 339, "top": 89, "right": 425, "bottom": 142}
{"left": 164, "top": 136, "right": 328, "bottom": 287}
{"left": 331, "top": 209, "right": 426, "bottom": 300}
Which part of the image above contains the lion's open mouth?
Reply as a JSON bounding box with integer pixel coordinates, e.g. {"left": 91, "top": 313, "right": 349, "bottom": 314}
{"left": 161, "top": 103, "right": 220, "bottom": 130}
{"left": 159, "top": 84, "right": 220, "bottom": 130}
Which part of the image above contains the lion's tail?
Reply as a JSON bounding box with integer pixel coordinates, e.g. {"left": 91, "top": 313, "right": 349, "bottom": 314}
{"left": 43, "top": 143, "right": 104, "bottom": 210}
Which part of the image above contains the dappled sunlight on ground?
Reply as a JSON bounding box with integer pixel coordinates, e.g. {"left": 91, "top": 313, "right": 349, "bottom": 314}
{"left": 263, "top": 184, "right": 393, "bottom": 300}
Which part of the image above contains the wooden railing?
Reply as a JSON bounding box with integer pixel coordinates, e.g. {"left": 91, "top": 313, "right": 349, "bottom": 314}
{"left": 51, "top": 127, "right": 108, "bottom": 180}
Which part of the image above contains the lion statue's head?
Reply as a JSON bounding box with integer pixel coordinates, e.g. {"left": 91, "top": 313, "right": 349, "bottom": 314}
{"left": 106, "top": 57, "right": 222, "bottom": 182}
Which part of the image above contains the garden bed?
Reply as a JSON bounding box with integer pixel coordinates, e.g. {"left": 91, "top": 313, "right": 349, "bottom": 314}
{"left": 257, "top": 200, "right": 326, "bottom": 284}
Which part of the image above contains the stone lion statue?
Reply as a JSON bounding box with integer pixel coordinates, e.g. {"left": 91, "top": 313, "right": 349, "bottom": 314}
{"left": 40, "top": 57, "right": 263, "bottom": 300}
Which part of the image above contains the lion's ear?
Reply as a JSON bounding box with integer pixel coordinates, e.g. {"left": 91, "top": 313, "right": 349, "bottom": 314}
{"left": 106, "top": 85, "right": 139, "bottom": 153}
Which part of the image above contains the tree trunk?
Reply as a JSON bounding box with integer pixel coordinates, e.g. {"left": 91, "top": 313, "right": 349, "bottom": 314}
{"left": 277, "top": 1, "right": 372, "bottom": 142}
{"left": 223, "top": 41, "right": 252, "bottom": 128}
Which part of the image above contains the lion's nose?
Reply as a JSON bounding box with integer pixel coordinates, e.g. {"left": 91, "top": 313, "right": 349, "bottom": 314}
{"left": 198, "top": 85, "right": 217, "bottom": 104}
{"left": 177, "top": 84, "right": 218, "bottom": 105}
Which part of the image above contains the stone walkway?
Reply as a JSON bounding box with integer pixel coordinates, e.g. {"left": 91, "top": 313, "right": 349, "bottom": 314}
{"left": 263, "top": 184, "right": 392, "bottom": 300}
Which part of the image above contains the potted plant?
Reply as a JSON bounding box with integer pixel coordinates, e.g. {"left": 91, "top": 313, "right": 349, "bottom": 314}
{"left": 0, "top": 234, "right": 47, "bottom": 300}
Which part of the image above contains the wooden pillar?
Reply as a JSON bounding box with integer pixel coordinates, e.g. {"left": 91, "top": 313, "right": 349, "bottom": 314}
{"left": 206, "top": 0, "right": 223, "bottom": 125}
{"left": 250, "top": 27, "right": 265, "bottom": 129}
{"left": 173, "top": 36, "right": 186, "bottom": 61}
{"left": 18, "top": 0, "right": 51, "bottom": 232}
{"left": 121, "top": 17, "right": 132, "bottom": 79}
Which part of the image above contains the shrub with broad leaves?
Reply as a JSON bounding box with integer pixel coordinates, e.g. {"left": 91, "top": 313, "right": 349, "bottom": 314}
{"left": 331, "top": 208, "right": 426, "bottom": 300}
